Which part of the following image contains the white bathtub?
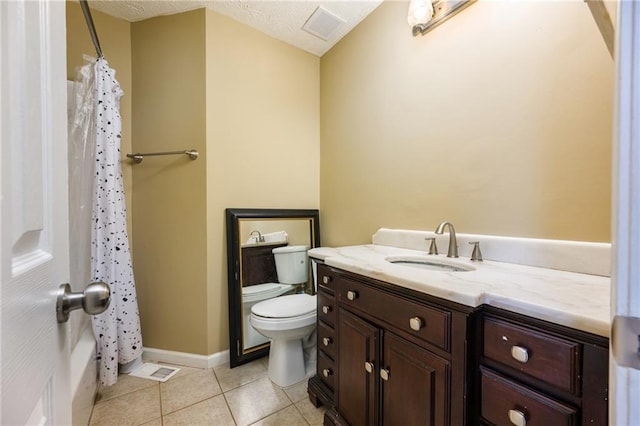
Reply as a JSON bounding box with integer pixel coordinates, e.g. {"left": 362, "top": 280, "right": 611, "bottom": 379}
{"left": 71, "top": 324, "right": 98, "bottom": 426}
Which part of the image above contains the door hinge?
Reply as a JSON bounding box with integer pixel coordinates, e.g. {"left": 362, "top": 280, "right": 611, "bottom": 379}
{"left": 612, "top": 315, "right": 640, "bottom": 370}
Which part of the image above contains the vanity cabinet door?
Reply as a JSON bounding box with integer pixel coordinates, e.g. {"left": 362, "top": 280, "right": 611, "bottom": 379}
{"left": 381, "top": 332, "right": 450, "bottom": 426}
{"left": 338, "top": 308, "right": 379, "bottom": 426}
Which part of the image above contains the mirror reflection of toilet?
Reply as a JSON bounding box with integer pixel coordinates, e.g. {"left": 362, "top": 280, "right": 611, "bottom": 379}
{"left": 242, "top": 283, "right": 293, "bottom": 348}
{"left": 250, "top": 245, "right": 317, "bottom": 387}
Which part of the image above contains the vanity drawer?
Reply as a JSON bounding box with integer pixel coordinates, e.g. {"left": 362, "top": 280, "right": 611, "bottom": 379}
{"left": 481, "top": 368, "right": 577, "bottom": 426}
{"left": 483, "top": 317, "right": 581, "bottom": 394}
{"left": 317, "top": 264, "right": 336, "bottom": 292}
{"left": 317, "top": 290, "right": 336, "bottom": 327}
{"left": 318, "top": 350, "right": 335, "bottom": 391}
{"left": 318, "top": 320, "right": 336, "bottom": 359}
{"left": 339, "top": 278, "right": 450, "bottom": 351}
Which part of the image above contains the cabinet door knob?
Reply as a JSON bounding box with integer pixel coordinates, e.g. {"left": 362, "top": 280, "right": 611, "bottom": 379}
{"left": 364, "top": 361, "right": 374, "bottom": 373}
{"left": 380, "top": 368, "right": 390, "bottom": 381}
{"left": 322, "top": 305, "right": 332, "bottom": 314}
{"left": 508, "top": 409, "right": 526, "bottom": 426}
{"left": 322, "top": 368, "right": 333, "bottom": 378}
{"left": 346, "top": 290, "right": 358, "bottom": 301}
{"left": 322, "top": 276, "right": 331, "bottom": 285}
{"left": 511, "top": 345, "right": 529, "bottom": 363}
{"left": 322, "top": 337, "right": 332, "bottom": 346}
{"left": 409, "top": 316, "right": 424, "bottom": 331}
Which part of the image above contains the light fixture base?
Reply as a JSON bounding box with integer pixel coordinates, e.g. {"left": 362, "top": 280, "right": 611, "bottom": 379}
{"left": 411, "top": 0, "right": 476, "bottom": 37}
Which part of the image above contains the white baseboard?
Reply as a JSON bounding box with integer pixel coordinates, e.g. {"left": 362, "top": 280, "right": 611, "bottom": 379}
{"left": 142, "top": 347, "right": 230, "bottom": 369}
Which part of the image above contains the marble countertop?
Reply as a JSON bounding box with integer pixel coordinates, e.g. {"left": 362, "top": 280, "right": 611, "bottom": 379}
{"left": 309, "top": 244, "right": 611, "bottom": 337}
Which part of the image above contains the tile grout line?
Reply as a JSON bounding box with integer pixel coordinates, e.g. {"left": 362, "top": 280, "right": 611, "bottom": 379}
{"left": 159, "top": 370, "right": 226, "bottom": 417}
{"left": 286, "top": 390, "right": 313, "bottom": 426}
{"left": 246, "top": 403, "right": 297, "bottom": 426}
{"left": 221, "top": 392, "right": 239, "bottom": 425}
{"left": 91, "top": 358, "right": 324, "bottom": 426}
{"left": 157, "top": 383, "right": 163, "bottom": 425}
{"left": 212, "top": 366, "right": 240, "bottom": 425}
{"left": 291, "top": 402, "right": 313, "bottom": 426}
{"left": 94, "top": 384, "right": 159, "bottom": 405}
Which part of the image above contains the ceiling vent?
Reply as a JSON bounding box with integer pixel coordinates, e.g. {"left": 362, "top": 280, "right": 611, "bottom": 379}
{"left": 302, "top": 6, "right": 346, "bottom": 41}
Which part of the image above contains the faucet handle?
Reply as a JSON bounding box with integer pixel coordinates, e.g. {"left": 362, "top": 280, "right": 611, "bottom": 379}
{"left": 425, "top": 237, "right": 438, "bottom": 255}
{"left": 469, "top": 241, "right": 483, "bottom": 262}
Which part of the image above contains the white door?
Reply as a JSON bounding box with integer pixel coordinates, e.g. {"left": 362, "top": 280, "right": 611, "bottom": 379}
{"left": 1, "top": 1, "right": 72, "bottom": 424}
{"left": 610, "top": 0, "right": 640, "bottom": 424}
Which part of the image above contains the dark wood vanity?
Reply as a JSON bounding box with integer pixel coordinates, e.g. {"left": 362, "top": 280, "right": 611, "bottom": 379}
{"left": 477, "top": 307, "right": 608, "bottom": 425}
{"left": 308, "top": 263, "right": 609, "bottom": 425}
{"left": 241, "top": 242, "right": 287, "bottom": 287}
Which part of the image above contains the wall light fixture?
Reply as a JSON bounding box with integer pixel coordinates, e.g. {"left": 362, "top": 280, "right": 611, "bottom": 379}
{"left": 408, "top": 0, "right": 476, "bottom": 37}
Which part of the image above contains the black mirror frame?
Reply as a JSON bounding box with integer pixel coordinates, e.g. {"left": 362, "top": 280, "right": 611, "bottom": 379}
{"left": 225, "top": 208, "right": 321, "bottom": 368}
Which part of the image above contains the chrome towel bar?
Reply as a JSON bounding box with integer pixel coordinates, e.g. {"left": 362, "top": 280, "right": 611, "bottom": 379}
{"left": 126, "top": 149, "right": 198, "bottom": 164}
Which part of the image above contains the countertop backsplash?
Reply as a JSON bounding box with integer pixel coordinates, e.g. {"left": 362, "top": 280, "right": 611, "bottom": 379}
{"left": 372, "top": 228, "right": 611, "bottom": 277}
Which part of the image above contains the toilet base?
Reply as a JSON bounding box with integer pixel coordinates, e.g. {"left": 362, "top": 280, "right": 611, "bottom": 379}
{"left": 268, "top": 338, "right": 306, "bottom": 387}
{"left": 267, "top": 330, "right": 317, "bottom": 388}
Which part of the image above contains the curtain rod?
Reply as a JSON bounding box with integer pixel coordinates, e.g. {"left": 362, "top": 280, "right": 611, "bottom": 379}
{"left": 79, "top": 0, "right": 103, "bottom": 58}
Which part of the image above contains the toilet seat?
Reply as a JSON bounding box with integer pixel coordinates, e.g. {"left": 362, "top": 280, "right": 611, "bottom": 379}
{"left": 242, "top": 283, "right": 292, "bottom": 303}
{"left": 251, "top": 294, "right": 316, "bottom": 318}
{"left": 250, "top": 294, "right": 317, "bottom": 331}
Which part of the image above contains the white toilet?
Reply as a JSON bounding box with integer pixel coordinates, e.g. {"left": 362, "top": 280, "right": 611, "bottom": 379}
{"left": 250, "top": 245, "right": 316, "bottom": 387}
{"left": 242, "top": 283, "right": 294, "bottom": 349}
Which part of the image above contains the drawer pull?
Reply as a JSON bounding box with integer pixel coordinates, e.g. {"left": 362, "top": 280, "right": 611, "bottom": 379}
{"left": 346, "top": 290, "right": 358, "bottom": 301}
{"left": 508, "top": 409, "right": 526, "bottom": 426}
{"left": 322, "top": 368, "right": 333, "bottom": 378}
{"left": 380, "top": 368, "right": 390, "bottom": 381}
{"left": 322, "top": 305, "right": 332, "bottom": 314}
{"left": 322, "top": 276, "right": 331, "bottom": 285}
{"left": 364, "top": 361, "right": 374, "bottom": 373}
{"left": 322, "top": 337, "right": 332, "bottom": 346}
{"left": 409, "top": 316, "right": 424, "bottom": 331}
{"left": 511, "top": 345, "right": 529, "bottom": 363}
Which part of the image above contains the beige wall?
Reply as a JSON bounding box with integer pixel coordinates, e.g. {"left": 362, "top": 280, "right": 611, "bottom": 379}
{"left": 127, "top": 9, "right": 319, "bottom": 355}
{"left": 131, "top": 10, "right": 209, "bottom": 354}
{"left": 66, "top": 1, "right": 133, "bottom": 241}
{"left": 205, "top": 10, "right": 320, "bottom": 354}
{"left": 67, "top": 0, "right": 610, "bottom": 356}
{"left": 320, "top": 1, "right": 614, "bottom": 246}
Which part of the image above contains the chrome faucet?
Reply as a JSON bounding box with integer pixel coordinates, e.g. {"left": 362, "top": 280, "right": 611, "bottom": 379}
{"left": 249, "top": 230, "right": 264, "bottom": 243}
{"left": 435, "top": 221, "right": 458, "bottom": 258}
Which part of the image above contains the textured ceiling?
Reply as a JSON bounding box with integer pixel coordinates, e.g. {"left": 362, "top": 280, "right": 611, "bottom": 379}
{"left": 88, "top": 0, "right": 384, "bottom": 56}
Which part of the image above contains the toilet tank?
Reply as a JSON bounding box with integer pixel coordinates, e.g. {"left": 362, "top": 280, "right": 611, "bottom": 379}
{"left": 272, "top": 245, "right": 309, "bottom": 284}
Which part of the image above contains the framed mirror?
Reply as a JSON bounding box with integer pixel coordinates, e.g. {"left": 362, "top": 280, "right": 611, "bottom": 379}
{"left": 226, "top": 208, "right": 320, "bottom": 368}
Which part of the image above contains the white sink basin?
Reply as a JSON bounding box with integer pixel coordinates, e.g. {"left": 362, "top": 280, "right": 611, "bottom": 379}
{"left": 385, "top": 255, "right": 476, "bottom": 272}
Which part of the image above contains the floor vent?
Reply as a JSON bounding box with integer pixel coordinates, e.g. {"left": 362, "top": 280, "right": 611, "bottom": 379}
{"left": 128, "top": 363, "right": 180, "bottom": 382}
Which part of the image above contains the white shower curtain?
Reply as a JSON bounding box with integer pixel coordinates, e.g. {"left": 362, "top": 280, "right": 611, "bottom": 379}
{"left": 71, "top": 56, "right": 143, "bottom": 386}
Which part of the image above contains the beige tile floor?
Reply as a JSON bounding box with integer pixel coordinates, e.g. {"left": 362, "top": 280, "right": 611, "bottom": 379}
{"left": 89, "top": 356, "right": 326, "bottom": 426}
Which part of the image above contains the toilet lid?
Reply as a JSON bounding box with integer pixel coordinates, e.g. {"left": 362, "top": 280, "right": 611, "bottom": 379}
{"left": 251, "top": 294, "right": 316, "bottom": 318}
{"left": 242, "top": 283, "right": 281, "bottom": 297}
